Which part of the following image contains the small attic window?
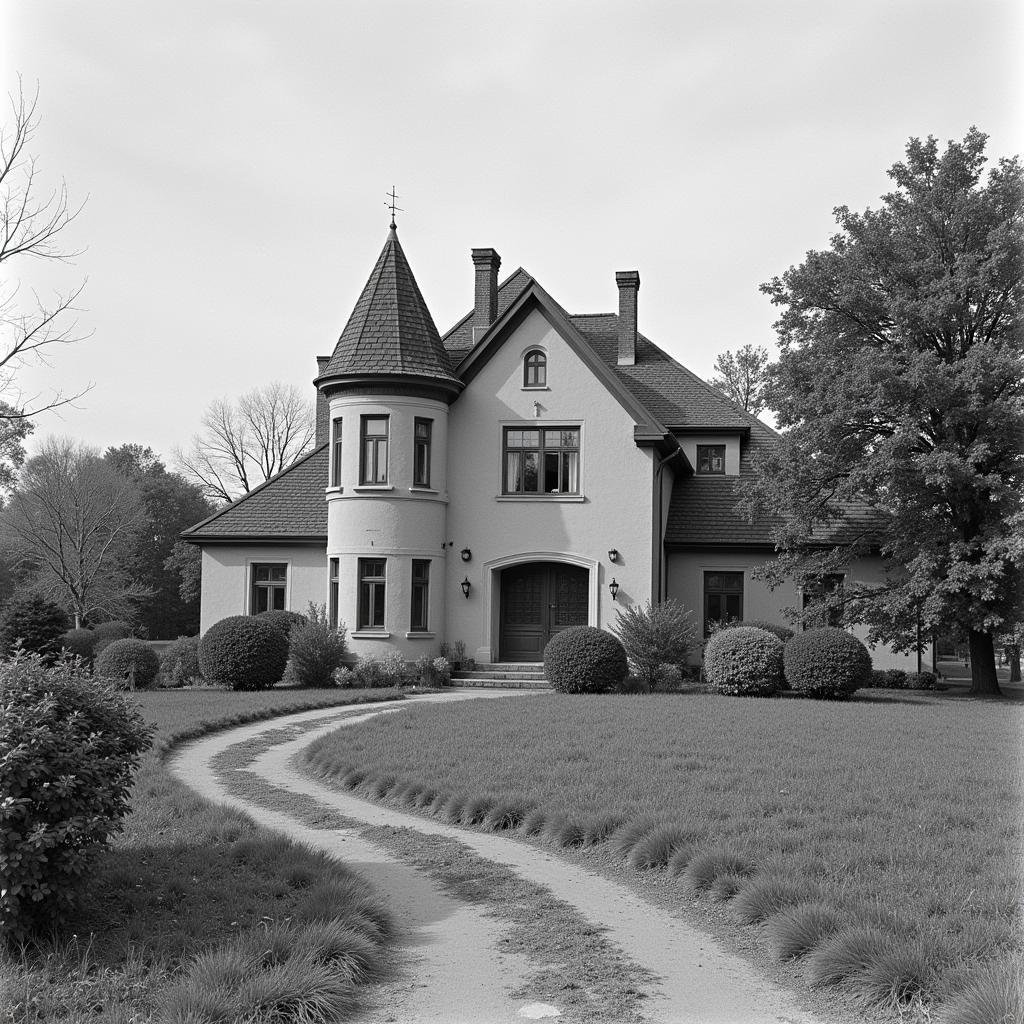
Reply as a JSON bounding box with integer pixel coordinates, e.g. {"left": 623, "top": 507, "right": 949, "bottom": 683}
{"left": 523, "top": 350, "right": 546, "bottom": 388}
{"left": 697, "top": 445, "right": 726, "bottom": 474}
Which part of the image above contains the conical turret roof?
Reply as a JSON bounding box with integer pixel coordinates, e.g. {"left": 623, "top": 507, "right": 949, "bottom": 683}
{"left": 318, "top": 226, "right": 461, "bottom": 389}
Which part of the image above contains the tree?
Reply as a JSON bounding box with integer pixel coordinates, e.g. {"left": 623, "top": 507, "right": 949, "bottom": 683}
{"left": 0, "top": 82, "right": 88, "bottom": 486}
{"left": 175, "top": 382, "right": 316, "bottom": 503}
{"left": 2, "top": 438, "right": 148, "bottom": 627}
{"left": 709, "top": 344, "right": 770, "bottom": 415}
{"left": 103, "top": 444, "right": 214, "bottom": 638}
{"left": 748, "top": 129, "right": 1022, "bottom": 697}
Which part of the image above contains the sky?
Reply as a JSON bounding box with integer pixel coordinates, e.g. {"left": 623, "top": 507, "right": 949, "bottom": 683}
{"left": 3, "top": 0, "right": 1021, "bottom": 466}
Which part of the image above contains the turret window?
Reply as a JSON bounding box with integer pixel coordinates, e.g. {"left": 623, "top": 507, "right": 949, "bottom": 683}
{"left": 358, "top": 558, "right": 386, "bottom": 630}
{"left": 523, "top": 350, "right": 547, "bottom": 388}
{"left": 360, "top": 416, "right": 389, "bottom": 484}
{"left": 413, "top": 418, "right": 432, "bottom": 487}
{"left": 330, "top": 418, "right": 343, "bottom": 486}
{"left": 410, "top": 559, "right": 430, "bottom": 631}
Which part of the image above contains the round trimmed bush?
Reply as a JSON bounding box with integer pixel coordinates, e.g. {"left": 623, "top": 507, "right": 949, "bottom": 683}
{"left": 95, "top": 638, "right": 161, "bottom": 690}
{"left": 255, "top": 609, "right": 308, "bottom": 645}
{"left": 92, "top": 620, "right": 133, "bottom": 655}
{"left": 199, "top": 615, "right": 289, "bottom": 691}
{"left": 61, "top": 627, "right": 98, "bottom": 664}
{"left": 160, "top": 635, "right": 202, "bottom": 687}
{"left": 704, "top": 626, "right": 784, "bottom": 696}
{"left": 543, "top": 626, "right": 628, "bottom": 694}
{"left": 720, "top": 619, "right": 795, "bottom": 643}
{"left": 0, "top": 594, "right": 69, "bottom": 661}
{"left": 783, "top": 627, "right": 871, "bottom": 699}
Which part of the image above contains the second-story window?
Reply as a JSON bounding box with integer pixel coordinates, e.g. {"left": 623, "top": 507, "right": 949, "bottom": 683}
{"left": 360, "top": 415, "right": 389, "bottom": 484}
{"left": 503, "top": 427, "right": 579, "bottom": 495}
{"left": 523, "top": 350, "right": 546, "bottom": 387}
{"left": 330, "top": 418, "right": 343, "bottom": 486}
{"left": 697, "top": 444, "right": 726, "bottom": 474}
{"left": 413, "top": 418, "right": 432, "bottom": 487}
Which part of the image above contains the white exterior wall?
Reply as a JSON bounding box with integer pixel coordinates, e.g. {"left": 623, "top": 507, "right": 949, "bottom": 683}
{"left": 199, "top": 544, "right": 328, "bottom": 633}
{"left": 676, "top": 435, "right": 742, "bottom": 475}
{"left": 667, "top": 549, "right": 934, "bottom": 671}
{"left": 446, "top": 308, "right": 656, "bottom": 664}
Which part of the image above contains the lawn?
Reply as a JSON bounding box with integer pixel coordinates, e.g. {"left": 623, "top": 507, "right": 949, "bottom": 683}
{"left": 301, "top": 691, "right": 1024, "bottom": 1018}
{"left": 1, "top": 686, "right": 406, "bottom": 1024}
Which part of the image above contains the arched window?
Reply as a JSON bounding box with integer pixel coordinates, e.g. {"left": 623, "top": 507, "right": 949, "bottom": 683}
{"left": 523, "top": 350, "right": 546, "bottom": 387}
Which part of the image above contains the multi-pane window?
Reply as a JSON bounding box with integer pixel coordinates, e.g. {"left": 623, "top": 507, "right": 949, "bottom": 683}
{"left": 251, "top": 563, "right": 287, "bottom": 614}
{"left": 413, "top": 418, "right": 432, "bottom": 487}
{"left": 802, "top": 574, "right": 845, "bottom": 628}
{"left": 330, "top": 418, "right": 343, "bottom": 487}
{"left": 411, "top": 559, "right": 430, "bottom": 632}
{"left": 360, "top": 416, "right": 389, "bottom": 484}
{"left": 523, "top": 350, "right": 546, "bottom": 387}
{"left": 503, "top": 427, "right": 579, "bottom": 495}
{"left": 358, "top": 558, "right": 386, "bottom": 630}
{"left": 703, "top": 571, "right": 743, "bottom": 635}
{"left": 697, "top": 445, "right": 726, "bottom": 474}
{"left": 329, "top": 558, "right": 339, "bottom": 628}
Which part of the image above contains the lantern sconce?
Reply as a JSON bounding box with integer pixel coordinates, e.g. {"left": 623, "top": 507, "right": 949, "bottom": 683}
{"left": 461, "top": 576, "right": 472, "bottom": 599}
{"left": 607, "top": 548, "right": 619, "bottom": 563}
{"left": 608, "top": 577, "right": 620, "bottom": 601}
{"left": 460, "top": 547, "right": 472, "bottom": 562}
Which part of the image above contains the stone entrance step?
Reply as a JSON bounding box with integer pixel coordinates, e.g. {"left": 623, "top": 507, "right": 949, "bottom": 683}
{"left": 451, "top": 662, "right": 550, "bottom": 689}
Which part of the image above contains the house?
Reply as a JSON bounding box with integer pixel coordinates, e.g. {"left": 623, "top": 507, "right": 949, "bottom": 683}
{"left": 182, "top": 222, "right": 930, "bottom": 672}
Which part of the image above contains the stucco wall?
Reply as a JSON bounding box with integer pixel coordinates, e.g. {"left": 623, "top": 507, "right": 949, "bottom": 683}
{"left": 667, "top": 548, "right": 934, "bottom": 671}
{"left": 446, "top": 307, "right": 656, "bottom": 663}
{"left": 199, "top": 544, "right": 328, "bottom": 634}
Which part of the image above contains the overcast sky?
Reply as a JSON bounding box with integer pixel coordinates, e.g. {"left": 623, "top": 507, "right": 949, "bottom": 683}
{"left": 4, "top": 1, "right": 1021, "bottom": 465}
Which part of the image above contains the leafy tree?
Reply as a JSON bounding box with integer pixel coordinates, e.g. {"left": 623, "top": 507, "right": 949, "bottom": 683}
{"left": 749, "top": 129, "right": 1022, "bottom": 696}
{"left": 709, "top": 344, "right": 770, "bottom": 415}
{"left": 174, "top": 382, "right": 315, "bottom": 503}
{"left": 164, "top": 539, "right": 202, "bottom": 605}
{"left": 102, "top": 444, "right": 213, "bottom": 637}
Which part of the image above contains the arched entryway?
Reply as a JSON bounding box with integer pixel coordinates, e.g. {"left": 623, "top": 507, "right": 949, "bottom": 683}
{"left": 498, "top": 561, "right": 589, "bottom": 661}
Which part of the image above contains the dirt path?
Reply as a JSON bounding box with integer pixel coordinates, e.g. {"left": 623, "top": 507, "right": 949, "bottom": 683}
{"left": 170, "top": 692, "right": 826, "bottom": 1024}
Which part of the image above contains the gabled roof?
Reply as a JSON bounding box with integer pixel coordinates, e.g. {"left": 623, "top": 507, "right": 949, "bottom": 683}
{"left": 182, "top": 445, "right": 328, "bottom": 543}
{"left": 318, "top": 226, "right": 460, "bottom": 387}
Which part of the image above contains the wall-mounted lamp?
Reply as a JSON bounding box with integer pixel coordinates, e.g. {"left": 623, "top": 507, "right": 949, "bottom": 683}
{"left": 461, "top": 577, "right": 472, "bottom": 598}
{"left": 460, "top": 547, "right": 472, "bottom": 562}
{"left": 607, "top": 548, "right": 619, "bottom": 563}
{"left": 608, "top": 577, "right": 620, "bottom": 601}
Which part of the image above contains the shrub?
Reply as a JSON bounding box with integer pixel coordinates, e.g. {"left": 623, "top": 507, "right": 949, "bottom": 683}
{"left": 415, "top": 655, "right": 451, "bottom": 687}
{"left": 868, "top": 668, "right": 890, "bottom": 688}
{"left": 91, "top": 619, "right": 133, "bottom": 655}
{"left": 784, "top": 627, "right": 871, "bottom": 699}
{"left": 161, "top": 635, "right": 202, "bottom": 687}
{"left": 289, "top": 606, "right": 348, "bottom": 688}
{"left": 255, "top": 609, "right": 309, "bottom": 647}
{"left": 885, "top": 668, "right": 909, "bottom": 688}
{"left": 907, "top": 671, "right": 937, "bottom": 690}
{"left": 0, "top": 593, "right": 69, "bottom": 661}
{"left": 61, "top": 627, "right": 98, "bottom": 664}
{"left": 720, "top": 619, "right": 795, "bottom": 643}
{"left": 610, "top": 600, "right": 697, "bottom": 689}
{"left": 543, "top": 625, "right": 628, "bottom": 694}
{"left": 703, "top": 626, "right": 784, "bottom": 696}
{"left": 198, "top": 615, "right": 290, "bottom": 690}
{"left": 349, "top": 652, "right": 411, "bottom": 688}
{"left": 95, "top": 638, "right": 161, "bottom": 690}
{"left": 0, "top": 654, "right": 152, "bottom": 941}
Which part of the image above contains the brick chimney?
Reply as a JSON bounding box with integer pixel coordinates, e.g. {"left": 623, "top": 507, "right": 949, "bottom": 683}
{"left": 472, "top": 248, "right": 501, "bottom": 340}
{"left": 315, "top": 356, "right": 330, "bottom": 446}
{"left": 616, "top": 270, "right": 640, "bottom": 366}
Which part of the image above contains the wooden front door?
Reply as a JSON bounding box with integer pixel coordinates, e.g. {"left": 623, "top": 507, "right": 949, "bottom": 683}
{"left": 499, "top": 562, "right": 589, "bottom": 662}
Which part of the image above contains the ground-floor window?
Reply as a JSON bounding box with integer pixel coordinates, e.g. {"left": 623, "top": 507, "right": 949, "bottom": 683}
{"left": 703, "top": 570, "right": 743, "bottom": 634}
{"left": 358, "top": 558, "right": 386, "bottom": 630}
{"left": 329, "top": 557, "right": 339, "bottom": 628}
{"left": 251, "top": 563, "right": 287, "bottom": 614}
{"left": 411, "top": 559, "right": 430, "bottom": 631}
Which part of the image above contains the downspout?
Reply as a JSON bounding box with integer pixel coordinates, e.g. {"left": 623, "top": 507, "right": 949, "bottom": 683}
{"left": 653, "top": 445, "right": 685, "bottom": 602}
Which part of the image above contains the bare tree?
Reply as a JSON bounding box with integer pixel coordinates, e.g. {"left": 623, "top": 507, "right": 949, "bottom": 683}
{"left": 2, "top": 437, "right": 149, "bottom": 627}
{"left": 175, "top": 382, "right": 316, "bottom": 503}
{"left": 709, "top": 344, "right": 770, "bottom": 415}
{"left": 1, "top": 81, "right": 89, "bottom": 434}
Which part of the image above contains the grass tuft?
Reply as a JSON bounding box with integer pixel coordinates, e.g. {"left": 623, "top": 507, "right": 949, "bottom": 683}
{"left": 936, "top": 957, "right": 1024, "bottom": 1024}
{"left": 708, "top": 870, "right": 745, "bottom": 901}
{"left": 551, "top": 818, "right": 588, "bottom": 848}
{"left": 581, "top": 813, "right": 626, "bottom": 846}
{"left": 767, "top": 901, "right": 843, "bottom": 960}
{"left": 437, "top": 794, "right": 467, "bottom": 824}
{"left": 627, "top": 826, "right": 703, "bottom": 870}
{"left": 459, "top": 795, "right": 494, "bottom": 826}
{"left": 808, "top": 925, "right": 890, "bottom": 987}
{"left": 520, "top": 808, "right": 548, "bottom": 836}
{"left": 682, "top": 849, "right": 753, "bottom": 892}
{"left": 850, "top": 934, "right": 936, "bottom": 1009}
{"left": 294, "top": 877, "right": 394, "bottom": 942}
{"left": 608, "top": 820, "right": 656, "bottom": 859}
{"left": 480, "top": 800, "right": 531, "bottom": 832}
{"left": 731, "top": 875, "right": 818, "bottom": 924}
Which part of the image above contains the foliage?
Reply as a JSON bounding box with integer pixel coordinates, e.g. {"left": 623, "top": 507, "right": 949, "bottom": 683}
{"left": 0, "top": 591, "right": 69, "bottom": 660}
{"left": 60, "top": 626, "right": 97, "bottom": 663}
{"left": 783, "top": 627, "right": 871, "bottom": 699}
{"left": 908, "top": 671, "right": 938, "bottom": 690}
{"left": 610, "top": 599, "right": 697, "bottom": 689}
{"left": 439, "top": 639, "right": 467, "bottom": 665}
{"left": 543, "top": 625, "right": 628, "bottom": 694}
{"left": 0, "top": 654, "right": 152, "bottom": 941}
{"left": 719, "top": 619, "right": 795, "bottom": 643}
{"left": 198, "top": 615, "right": 289, "bottom": 691}
{"left": 174, "top": 382, "right": 316, "bottom": 503}
{"left": 345, "top": 652, "right": 411, "bottom": 688}
{"left": 164, "top": 539, "right": 202, "bottom": 604}
{"left": 92, "top": 619, "right": 133, "bottom": 654}
{"left": 255, "top": 609, "right": 308, "bottom": 647}
{"left": 415, "top": 655, "right": 452, "bottom": 686}
{"left": 703, "top": 626, "right": 783, "bottom": 696}
{"left": 160, "top": 635, "right": 202, "bottom": 687}
{"left": 94, "top": 638, "right": 161, "bottom": 690}
{"left": 709, "top": 343, "right": 770, "bottom": 415}
{"left": 749, "top": 130, "right": 1024, "bottom": 696}
{"left": 287, "top": 605, "right": 348, "bottom": 688}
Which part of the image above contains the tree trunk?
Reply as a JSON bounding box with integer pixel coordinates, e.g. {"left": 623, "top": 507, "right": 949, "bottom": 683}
{"left": 1010, "top": 645, "right": 1021, "bottom": 684}
{"left": 968, "top": 630, "right": 1002, "bottom": 696}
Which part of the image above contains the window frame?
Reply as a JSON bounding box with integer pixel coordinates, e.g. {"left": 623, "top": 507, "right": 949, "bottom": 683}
{"left": 330, "top": 417, "right": 343, "bottom": 487}
{"left": 702, "top": 570, "right": 744, "bottom": 636}
{"left": 523, "top": 349, "right": 547, "bottom": 388}
{"left": 359, "top": 415, "right": 390, "bottom": 485}
{"left": 357, "top": 558, "right": 386, "bottom": 631}
{"left": 413, "top": 418, "right": 432, "bottom": 488}
{"left": 329, "top": 557, "right": 339, "bottom": 628}
{"left": 502, "top": 425, "right": 580, "bottom": 496}
{"left": 250, "top": 562, "right": 288, "bottom": 615}
{"left": 696, "top": 444, "right": 727, "bottom": 475}
{"left": 410, "top": 559, "right": 430, "bottom": 632}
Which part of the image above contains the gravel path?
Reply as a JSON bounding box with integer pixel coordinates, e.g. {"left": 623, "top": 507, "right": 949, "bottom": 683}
{"left": 170, "top": 691, "right": 827, "bottom": 1024}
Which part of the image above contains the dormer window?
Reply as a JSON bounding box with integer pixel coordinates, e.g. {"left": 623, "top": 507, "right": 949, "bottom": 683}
{"left": 697, "top": 444, "right": 726, "bottom": 474}
{"left": 523, "top": 350, "right": 547, "bottom": 388}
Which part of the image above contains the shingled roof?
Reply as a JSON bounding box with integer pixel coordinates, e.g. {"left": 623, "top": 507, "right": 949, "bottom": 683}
{"left": 318, "top": 226, "right": 461, "bottom": 386}
{"left": 182, "top": 445, "right": 329, "bottom": 542}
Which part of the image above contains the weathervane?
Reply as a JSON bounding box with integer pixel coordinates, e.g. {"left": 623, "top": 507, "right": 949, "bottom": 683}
{"left": 385, "top": 186, "right": 403, "bottom": 229}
